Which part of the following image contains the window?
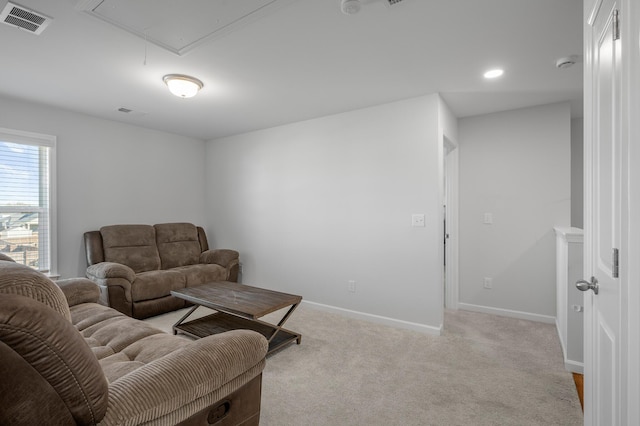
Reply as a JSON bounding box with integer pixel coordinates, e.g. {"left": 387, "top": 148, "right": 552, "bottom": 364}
{"left": 0, "top": 128, "right": 56, "bottom": 274}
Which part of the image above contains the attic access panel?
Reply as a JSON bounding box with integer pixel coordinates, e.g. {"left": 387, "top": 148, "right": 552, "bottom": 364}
{"left": 77, "top": 0, "right": 295, "bottom": 55}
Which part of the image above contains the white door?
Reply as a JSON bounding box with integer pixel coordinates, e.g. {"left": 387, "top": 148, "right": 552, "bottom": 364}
{"left": 583, "top": 0, "right": 623, "bottom": 424}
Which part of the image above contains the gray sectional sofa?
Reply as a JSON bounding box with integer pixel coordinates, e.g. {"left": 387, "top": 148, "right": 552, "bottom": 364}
{"left": 84, "top": 222, "right": 239, "bottom": 319}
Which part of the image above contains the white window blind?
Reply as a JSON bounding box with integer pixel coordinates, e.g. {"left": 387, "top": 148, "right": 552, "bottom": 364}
{"left": 0, "top": 128, "right": 56, "bottom": 274}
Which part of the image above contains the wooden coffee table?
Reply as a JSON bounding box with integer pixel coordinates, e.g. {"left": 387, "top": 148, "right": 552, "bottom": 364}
{"left": 171, "top": 281, "right": 302, "bottom": 354}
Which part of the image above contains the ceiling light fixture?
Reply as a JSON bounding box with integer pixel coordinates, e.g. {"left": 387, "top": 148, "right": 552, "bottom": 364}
{"left": 483, "top": 69, "right": 504, "bottom": 79}
{"left": 341, "top": 0, "right": 361, "bottom": 15}
{"left": 163, "top": 74, "right": 203, "bottom": 98}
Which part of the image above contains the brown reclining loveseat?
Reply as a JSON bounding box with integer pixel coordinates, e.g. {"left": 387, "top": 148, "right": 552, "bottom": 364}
{"left": 84, "top": 222, "right": 239, "bottom": 319}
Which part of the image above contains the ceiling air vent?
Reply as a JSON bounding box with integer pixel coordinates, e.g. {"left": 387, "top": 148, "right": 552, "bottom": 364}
{"left": 116, "top": 107, "right": 148, "bottom": 117}
{"left": 0, "top": 2, "right": 53, "bottom": 35}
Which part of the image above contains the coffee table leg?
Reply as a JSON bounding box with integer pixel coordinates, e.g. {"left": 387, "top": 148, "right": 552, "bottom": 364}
{"left": 172, "top": 304, "right": 199, "bottom": 335}
{"left": 266, "top": 302, "right": 300, "bottom": 344}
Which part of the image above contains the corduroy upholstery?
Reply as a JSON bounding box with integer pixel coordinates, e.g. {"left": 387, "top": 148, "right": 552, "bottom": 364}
{"left": 0, "top": 260, "right": 72, "bottom": 321}
{"left": 0, "top": 260, "right": 268, "bottom": 426}
{"left": 0, "top": 294, "right": 109, "bottom": 425}
{"left": 84, "top": 223, "right": 240, "bottom": 319}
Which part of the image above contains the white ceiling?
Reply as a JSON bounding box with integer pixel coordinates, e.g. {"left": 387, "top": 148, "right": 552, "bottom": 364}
{"left": 0, "top": 0, "right": 583, "bottom": 140}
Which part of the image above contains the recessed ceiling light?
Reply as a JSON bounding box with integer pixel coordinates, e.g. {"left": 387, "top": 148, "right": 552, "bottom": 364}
{"left": 483, "top": 69, "right": 504, "bottom": 79}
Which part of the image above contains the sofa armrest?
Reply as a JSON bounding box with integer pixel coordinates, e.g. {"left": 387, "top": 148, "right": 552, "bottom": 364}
{"left": 102, "top": 330, "right": 267, "bottom": 425}
{"left": 55, "top": 278, "right": 100, "bottom": 306}
{"left": 86, "top": 262, "right": 136, "bottom": 282}
{"left": 200, "top": 249, "right": 240, "bottom": 282}
{"left": 199, "top": 249, "right": 239, "bottom": 268}
{"left": 86, "top": 262, "right": 136, "bottom": 314}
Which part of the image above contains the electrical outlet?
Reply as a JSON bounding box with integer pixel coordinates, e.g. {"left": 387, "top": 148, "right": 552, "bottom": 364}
{"left": 348, "top": 280, "right": 356, "bottom": 293}
{"left": 483, "top": 277, "right": 493, "bottom": 289}
{"left": 412, "top": 214, "right": 426, "bottom": 227}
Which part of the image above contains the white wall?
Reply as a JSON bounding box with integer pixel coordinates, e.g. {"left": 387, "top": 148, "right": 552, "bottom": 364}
{"left": 205, "top": 94, "right": 448, "bottom": 332}
{"left": 0, "top": 97, "right": 207, "bottom": 278}
{"left": 458, "top": 103, "right": 571, "bottom": 321}
{"left": 571, "top": 118, "right": 584, "bottom": 228}
{"left": 438, "top": 97, "right": 458, "bottom": 143}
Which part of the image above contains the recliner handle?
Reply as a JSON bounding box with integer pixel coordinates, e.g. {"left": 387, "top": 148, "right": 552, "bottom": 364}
{"left": 207, "top": 400, "right": 231, "bottom": 424}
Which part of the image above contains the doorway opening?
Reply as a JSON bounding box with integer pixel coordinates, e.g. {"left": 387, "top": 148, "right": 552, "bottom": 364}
{"left": 443, "top": 137, "right": 458, "bottom": 310}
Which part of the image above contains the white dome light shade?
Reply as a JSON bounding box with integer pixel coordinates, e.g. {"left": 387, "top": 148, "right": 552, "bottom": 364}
{"left": 483, "top": 69, "right": 504, "bottom": 79}
{"left": 163, "top": 74, "right": 203, "bottom": 98}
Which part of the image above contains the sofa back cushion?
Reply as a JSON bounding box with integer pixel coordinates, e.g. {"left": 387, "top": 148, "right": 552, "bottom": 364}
{"left": 0, "top": 260, "right": 71, "bottom": 322}
{"left": 101, "top": 225, "right": 161, "bottom": 273}
{"left": 155, "top": 223, "right": 202, "bottom": 269}
{"left": 0, "top": 294, "right": 109, "bottom": 425}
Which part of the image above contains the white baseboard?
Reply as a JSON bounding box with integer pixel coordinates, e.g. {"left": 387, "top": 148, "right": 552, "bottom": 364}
{"left": 302, "top": 300, "right": 442, "bottom": 336}
{"left": 564, "top": 360, "right": 584, "bottom": 374}
{"left": 458, "top": 302, "right": 556, "bottom": 324}
{"left": 555, "top": 319, "right": 568, "bottom": 358}
{"left": 556, "top": 320, "right": 584, "bottom": 374}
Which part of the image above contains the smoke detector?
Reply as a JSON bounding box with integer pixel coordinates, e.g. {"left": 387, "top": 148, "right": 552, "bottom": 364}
{"left": 556, "top": 56, "right": 578, "bottom": 69}
{"left": 341, "top": 0, "right": 361, "bottom": 14}
{"left": 0, "top": 2, "right": 53, "bottom": 35}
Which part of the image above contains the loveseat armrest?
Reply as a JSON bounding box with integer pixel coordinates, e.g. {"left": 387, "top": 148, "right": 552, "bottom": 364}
{"left": 55, "top": 278, "right": 100, "bottom": 306}
{"left": 86, "top": 262, "right": 136, "bottom": 282}
{"left": 102, "top": 330, "right": 268, "bottom": 425}
{"left": 86, "top": 262, "right": 136, "bottom": 313}
{"left": 199, "top": 249, "right": 239, "bottom": 267}
{"left": 200, "top": 249, "right": 240, "bottom": 281}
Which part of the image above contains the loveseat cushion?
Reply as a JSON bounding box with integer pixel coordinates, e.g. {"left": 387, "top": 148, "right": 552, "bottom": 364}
{"left": 132, "top": 269, "right": 187, "bottom": 302}
{"left": 0, "top": 295, "right": 109, "bottom": 425}
{"left": 101, "top": 224, "right": 161, "bottom": 273}
{"left": 0, "top": 260, "right": 71, "bottom": 321}
{"left": 174, "top": 263, "right": 228, "bottom": 286}
{"left": 155, "top": 222, "right": 202, "bottom": 269}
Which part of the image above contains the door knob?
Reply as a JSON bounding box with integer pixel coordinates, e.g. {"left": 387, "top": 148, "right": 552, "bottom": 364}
{"left": 576, "top": 276, "right": 599, "bottom": 295}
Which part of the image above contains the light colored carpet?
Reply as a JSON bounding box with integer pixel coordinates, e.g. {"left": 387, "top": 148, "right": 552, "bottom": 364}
{"left": 146, "top": 305, "right": 583, "bottom": 426}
